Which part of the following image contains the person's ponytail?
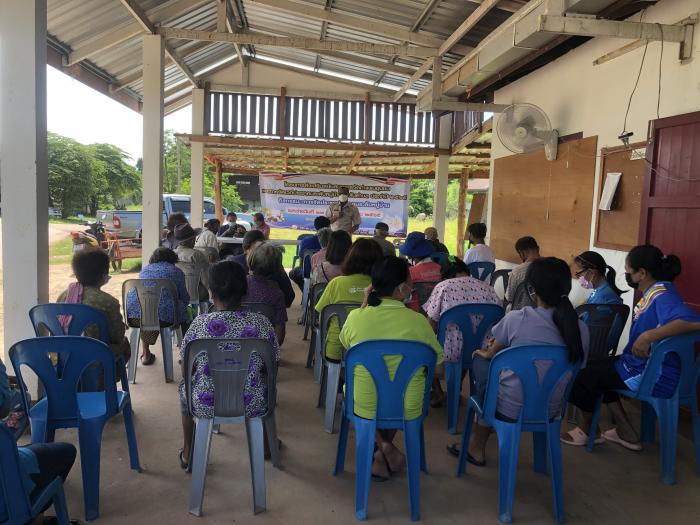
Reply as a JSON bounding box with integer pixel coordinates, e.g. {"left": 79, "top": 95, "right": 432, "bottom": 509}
{"left": 604, "top": 265, "right": 626, "bottom": 297}
{"left": 367, "top": 289, "right": 382, "bottom": 307}
{"left": 551, "top": 296, "right": 585, "bottom": 363}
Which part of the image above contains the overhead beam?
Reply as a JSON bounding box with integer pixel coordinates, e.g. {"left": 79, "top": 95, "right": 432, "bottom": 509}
{"left": 208, "top": 83, "right": 415, "bottom": 102}
{"left": 118, "top": 0, "right": 199, "bottom": 87}
{"left": 245, "top": 0, "right": 471, "bottom": 54}
{"left": 66, "top": 0, "right": 209, "bottom": 65}
{"left": 392, "top": 58, "right": 433, "bottom": 101}
{"left": 418, "top": 97, "right": 509, "bottom": 113}
{"left": 160, "top": 27, "right": 437, "bottom": 57}
{"left": 219, "top": 0, "right": 247, "bottom": 66}
{"left": 183, "top": 134, "right": 446, "bottom": 154}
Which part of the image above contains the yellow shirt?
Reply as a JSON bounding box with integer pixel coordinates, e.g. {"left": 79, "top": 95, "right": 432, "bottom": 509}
{"left": 339, "top": 299, "right": 444, "bottom": 420}
{"left": 315, "top": 274, "right": 371, "bottom": 360}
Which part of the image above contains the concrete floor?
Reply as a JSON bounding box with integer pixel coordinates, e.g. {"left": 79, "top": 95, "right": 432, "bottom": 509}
{"left": 31, "top": 301, "right": 700, "bottom": 524}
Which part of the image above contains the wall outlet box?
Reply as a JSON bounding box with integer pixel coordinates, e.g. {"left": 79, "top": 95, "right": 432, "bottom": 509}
{"left": 630, "top": 148, "right": 646, "bottom": 161}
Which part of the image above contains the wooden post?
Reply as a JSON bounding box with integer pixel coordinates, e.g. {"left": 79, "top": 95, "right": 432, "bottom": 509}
{"left": 279, "top": 86, "right": 287, "bottom": 140}
{"left": 214, "top": 160, "right": 224, "bottom": 222}
{"left": 364, "top": 91, "right": 370, "bottom": 144}
{"left": 456, "top": 170, "right": 469, "bottom": 258}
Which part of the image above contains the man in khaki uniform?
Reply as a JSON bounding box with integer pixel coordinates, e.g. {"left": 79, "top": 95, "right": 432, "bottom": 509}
{"left": 325, "top": 186, "right": 361, "bottom": 233}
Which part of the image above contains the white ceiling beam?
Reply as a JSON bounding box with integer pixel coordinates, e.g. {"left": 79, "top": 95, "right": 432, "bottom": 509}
{"left": 66, "top": 0, "right": 209, "bottom": 65}
{"left": 218, "top": 0, "right": 247, "bottom": 66}
{"left": 244, "top": 0, "right": 472, "bottom": 54}
{"left": 160, "top": 27, "right": 438, "bottom": 57}
{"left": 118, "top": 0, "right": 199, "bottom": 87}
{"left": 392, "top": 58, "right": 432, "bottom": 101}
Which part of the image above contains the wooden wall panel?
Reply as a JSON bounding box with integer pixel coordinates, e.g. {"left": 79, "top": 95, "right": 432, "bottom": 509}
{"left": 594, "top": 142, "right": 646, "bottom": 251}
{"left": 491, "top": 136, "right": 598, "bottom": 264}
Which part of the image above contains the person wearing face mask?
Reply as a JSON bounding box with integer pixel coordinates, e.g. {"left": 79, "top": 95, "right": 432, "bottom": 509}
{"left": 217, "top": 212, "right": 239, "bottom": 236}
{"left": 325, "top": 186, "right": 361, "bottom": 233}
{"left": 252, "top": 212, "right": 271, "bottom": 239}
{"left": 339, "top": 256, "right": 443, "bottom": 481}
{"left": 57, "top": 249, "right": 131, "bottom": 361}
{"left": 562, "top": 244, "right": 700, "bottom": 450}
{"left": 574, "top": 250, "right": 624, "bottom": 305}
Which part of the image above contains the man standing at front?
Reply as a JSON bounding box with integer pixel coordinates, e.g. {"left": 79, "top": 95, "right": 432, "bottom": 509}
{"left": 326, "top": 186, "right": 361, "bottom": 234}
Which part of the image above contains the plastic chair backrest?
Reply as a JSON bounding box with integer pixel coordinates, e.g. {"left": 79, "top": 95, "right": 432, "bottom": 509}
{"left": 0, "top": 422, "right": 32, "bottom": 523}
{"left": 430, "top": 252, "right": 448, "bottom": 266}
{"left": 300, "top": 248, "right": 318, "bottom": 276}
{"left": 636, "top": 332, "right": 700, "bottom": 401}
{"left": 295, "top": 233, "right": 313, "bottom": 253}
{"left": 467, "top": 261, "right": 496, "bottom": 282}
{"left": 490, "top": 269, "right": 511, "bottom": 297}
{"left": 482, "top": 345, "right": 580, "bottom": 425}
{"left": 179, "top": 262, "right": 203, "bottom": 304}
{"left": 310, "top": 283, "right": 328, "bottom": 324}
{"left": 9, "top": 337, "right": 119, "bottom": 423}
{"left": 239, "top": 302, "right": 275, "bottom": 323}
{"left": 319, "top": 303, "right": 360, "bottom": 352}
{"left": 122, "top": 278, "right": 180, "bottom": 331}
{"left": 184, "top": 338, "right": 276, "bottom": 419}
{"left": 437, "top": 304, "right": 505, "bottom": 369}
{"left": 344, "top": 340, "right": 437, "bottom": 423}
{"left": 29, "top": 303, "right": 110, "bottom": 344}
{"left": 575, "top": 304, "right": 630, "bottom": 361}
{"left": 510, "top": 280, "right": 535, "bottom": 310}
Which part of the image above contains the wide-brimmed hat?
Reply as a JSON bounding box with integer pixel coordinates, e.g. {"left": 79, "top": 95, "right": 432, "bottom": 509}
{"left": 399, "top": 231, "right": 434, "bottom": 258}
{"left": 174, "top": 223, "right": 196, "bottom": 242}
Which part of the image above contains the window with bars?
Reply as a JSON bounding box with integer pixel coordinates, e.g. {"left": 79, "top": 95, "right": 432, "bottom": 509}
{"left": 206, "top": 92, "right": 436, "bottom": 146}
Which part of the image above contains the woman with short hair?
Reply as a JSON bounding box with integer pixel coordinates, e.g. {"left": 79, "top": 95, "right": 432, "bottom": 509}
{"left": 244, "top": 241, "right": 288, "bottom": 345}
{"left": 178, "top": 261, "right": 280, "bottom": 468}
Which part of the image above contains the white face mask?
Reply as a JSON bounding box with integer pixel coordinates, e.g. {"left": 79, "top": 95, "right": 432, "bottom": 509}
{"left": 339, "top": 194, "right": 349, "bottom": 203}
{"left": 227, "top": 221, "right": 236, "bottom": 227}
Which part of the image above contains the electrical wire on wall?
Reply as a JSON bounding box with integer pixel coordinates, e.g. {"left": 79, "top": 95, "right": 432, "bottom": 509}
{"left": 620, "top": 9, "right": 649, "bottom": 140}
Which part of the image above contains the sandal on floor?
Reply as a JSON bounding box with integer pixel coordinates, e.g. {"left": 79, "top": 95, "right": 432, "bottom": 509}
{"left": 445, "top": 443, "right": 485, "bottom": 466}
{"left": 602, "top": 428, "right": 642, "bottom": 451}
{"left": 560, "top": 426, "right": 604, "bottom": 447}
{"left": 430, "top": 394, "right": 446, "bottom": 408}
{"left": 141, "top": 353, "right": 156, "bottom": 366}
{"left": 264, "top": 439, "right": 283, "bottom": 460}
{"left": 178, "top": 448, "right": 189, "bottom": 470}
{"left": 446, "top": 443, "right": 460, "bottom": 458}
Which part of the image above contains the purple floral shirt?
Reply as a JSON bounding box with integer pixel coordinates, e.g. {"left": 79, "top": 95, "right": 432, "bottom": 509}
{"left": 244, "top": 275, "right": 288, "bottom": 326}
{"left": 178, "top": 310, "right": 280, "bottom": 418}
{"left": 423, "top": 276, "right": 501, "bottom": 362}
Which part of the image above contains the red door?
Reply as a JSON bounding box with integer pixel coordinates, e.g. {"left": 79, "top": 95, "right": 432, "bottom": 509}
{"left": 640, "top": 111, "right": 700, "bottom": 313}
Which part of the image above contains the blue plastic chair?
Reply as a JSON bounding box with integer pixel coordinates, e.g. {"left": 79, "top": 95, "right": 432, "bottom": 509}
{"left": 334, "top": 340, "right": 437, "bottom": 521}
{"left": 291, "top": 234, "right": 314, "bottom": 269}
{"left": 430, "top": 252, "right": 448, "bottom": 266}
{"left": 467, "top": 261, "right": 496, "bottom": 282}
{"left": 9, "top": 336, "right": 141, "bottom": 521}
{"left": 438, "top": 304, "right": 505, "bottom": 434}
{"left": 456, "top": 345, "right": 581, "bottom": 524}
{"left": 29, "top": 303, "right": 113, "bottom": 391}
{"left": 586, "top": 332, "right": 700, "bottom": 485}
{"left": 0, "top": 423, "right": 71, "bottom": 525}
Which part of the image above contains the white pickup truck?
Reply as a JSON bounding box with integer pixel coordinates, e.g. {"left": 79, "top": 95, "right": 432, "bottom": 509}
{"left": 97, "top": 194, "right": 229, "bottom": 238}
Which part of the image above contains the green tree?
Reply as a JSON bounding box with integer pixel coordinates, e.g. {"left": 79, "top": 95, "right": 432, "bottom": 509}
{"left": 47, "top": 133, "right": 95, "bottom": 217}
{"left": 87, "top": 143, "right": 141, "bottom": 207}
{"left": 409, "top": 179, "right": 434, "bottom": 217}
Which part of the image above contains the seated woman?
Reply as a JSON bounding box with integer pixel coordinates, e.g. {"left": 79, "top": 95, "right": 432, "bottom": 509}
{"left": 230, "top": 230, "right": 295, "bottom": 307}
{"left": 574, "top": 250, "right": 625, "bottom": 305}
{"left": 161, "top": 212, "right": 188, "bottom": 250}
{"left": 311, "top": 229, "right": 352, "bottom": 287}
{"left": 315, "top": 238, "right": 383, "bottom": 362}
{"left": 451, "top": 257, "right": 589, "bottom": 464}
{"left": 0, "top": 358, "right": 78, "bottom": 524}
{"left": 310, "top": 227, "right": 332, "bottom": 272}
{"left": 57, "top": 249, "right": 131, "bottom": 360}
{"left": 339, "top": 256, "right": 444, "bottom": 480}
{"left": 562, "top": 245, "right": 700, "bottom": 450}
{"left": 399, "top": 232, "right": 442, "bottom": 312}
{"left": 174, "top": 223, "right": 210, "bottom": 304}
{"left": 243, "top": 241, "right": 288, "bottom": 346}
{"left": 423, "top": 258, "right": 501, "bottom": 406}
{"left": 126, "top": 248, "right": 190, "bottom": 366}
{"left": 195, "top": 218, "right": 221, "bottom": 262}
{"left": 178, "top": 261, "right": 280, "bottom": 468}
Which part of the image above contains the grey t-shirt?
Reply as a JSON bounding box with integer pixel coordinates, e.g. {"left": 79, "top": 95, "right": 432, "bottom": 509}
{"left": 491, "top": 307, "right": 590, "bottom": 420}
{"left": 505, "top": 261, "right": 531, "bottom": 309}
{"left": 372, "top": 236, "right": 396, "bottom": 257}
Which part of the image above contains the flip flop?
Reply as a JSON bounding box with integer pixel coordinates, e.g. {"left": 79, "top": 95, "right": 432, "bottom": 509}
{"left": 602, "top": 428, "right": 642, "bottom": 451}
{"left": 560, "top": 426, "right": 604, "bottom": 447}
{"left": 141, "top": 353, "right": 156, "bottom": 366}
{"left": 178, "top": 448, "right": 188, "bottom": 470}
{"left": 445, "top": 444, "right": 485, "bottom": 466}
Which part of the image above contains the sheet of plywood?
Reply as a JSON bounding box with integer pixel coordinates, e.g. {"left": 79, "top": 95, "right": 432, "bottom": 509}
{"left": 491, "top": 136, "right": 598, "bottom": 264}
{"left": 594, "top": 142, "right": 645, "bottom": 251}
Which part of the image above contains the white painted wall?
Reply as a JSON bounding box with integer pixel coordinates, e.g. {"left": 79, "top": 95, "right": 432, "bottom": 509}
{"left": 486, "top": 0, "right": 700, "bottom": 345}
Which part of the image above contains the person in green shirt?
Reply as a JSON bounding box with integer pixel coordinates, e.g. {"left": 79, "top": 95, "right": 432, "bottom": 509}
{"left": 315, "top": 238, "right": 383, "bottom": 361}
{"left": 340, "top": 256, "right": 444, "bottom": 481}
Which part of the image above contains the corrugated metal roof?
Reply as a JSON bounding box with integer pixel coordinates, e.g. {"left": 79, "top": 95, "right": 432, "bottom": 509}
{"left": 46, "top": 0, "right": 518, "bottom": 109}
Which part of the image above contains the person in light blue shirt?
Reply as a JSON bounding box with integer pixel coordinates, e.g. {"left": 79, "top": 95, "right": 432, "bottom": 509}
{"left": 574, "top": 251, "right": 625, "bottom": 305}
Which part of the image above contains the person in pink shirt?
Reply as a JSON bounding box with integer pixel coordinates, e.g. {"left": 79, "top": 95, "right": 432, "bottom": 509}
{"left": 253, "top": 212, "right": 271, "bottom": 239}
{"left": 400, "top": 231, "right": 442, "bottom": 312}
{"left": 310, "top": 227, "right": 332, "bottom": 272}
